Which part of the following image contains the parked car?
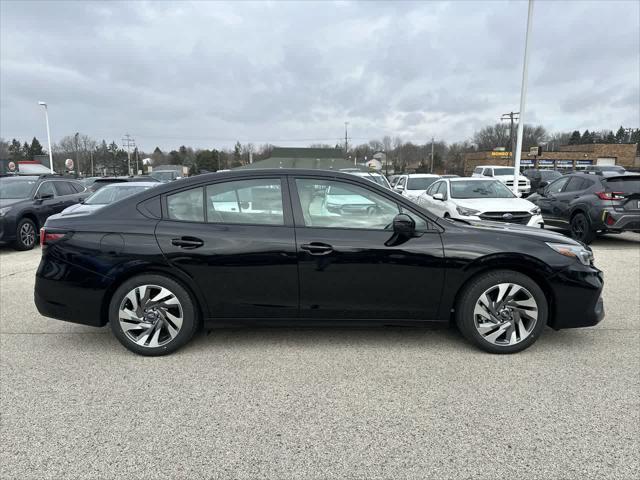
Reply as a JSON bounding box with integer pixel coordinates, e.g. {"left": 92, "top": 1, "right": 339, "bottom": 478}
{"left": 150, "top": 170, "right": 182, "bottom": 183}
{"left": 393, "top": 174, "right": 440, "bottom": 201}
{"left": 83, "top": 176, "right": 159, "bottom": 192}
{"left": 522, "top": 169, "right": 562, "bottom": 192}
{"left": 344, "top": 170, "right": 392, "bottom": 189}
{"left": 583, "top": 165, "right": 626, "bottom": 175}
{"left": 36, "top": 169, "right": 604, "bottom": 356}
{"left": 0, "top": 175, "right": 88, "bottom": 250}
{"left": 388, "top": 175, "right": 402, "bottom": 187}
{"left": 417, "top": 178, "right": 543, "bottom": 228}
{"left": 440, "top": 174, "right": 460, "bottom": 179}
{"left": 471, "top": 166, "right": 531, "bottom": 195}
{"left": 55, "top": 182, "right": 159, "bottom": 217}
{"left": 527, "top": 173, "right": 640, "bottom": 243}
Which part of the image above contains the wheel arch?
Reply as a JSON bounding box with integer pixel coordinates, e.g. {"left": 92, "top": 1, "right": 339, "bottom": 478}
{"left": 100, "top": 265, "right": 207, "bottom": 328}
{"left": 448, "top": 254, "right": 557, "bottom": 328}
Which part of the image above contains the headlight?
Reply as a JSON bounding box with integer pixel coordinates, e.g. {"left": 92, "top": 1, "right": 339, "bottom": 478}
{"left": 546, "top": 242, "right": 593, "bottom": 266}
{"left": 0, "top": 206, "right": 12, "bottom": 217}
{"left": 530, "top": 206, "right": 541, "bottom": 215}
{"left": 456, "top": 206, "right": 480, "bottom": 216}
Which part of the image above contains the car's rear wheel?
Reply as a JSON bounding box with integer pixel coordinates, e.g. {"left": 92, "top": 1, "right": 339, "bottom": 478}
{"left": 456, "top": 270, "right": 547, "bottom": 353}
{"left": 570, "top": 212, "right": 595, "bottom": 244}
{"left": 14, "top": 218, "right": 36, "bottom": 250}
{"left": 109, "top": 274, "right": 198, "bottom": 356}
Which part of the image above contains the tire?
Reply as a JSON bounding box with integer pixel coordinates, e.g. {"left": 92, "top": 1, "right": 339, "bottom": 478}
{"left": 14, "top": 218, "right": 37, "bottom": 251}
{"left": 443, "top": 212, "right": 451, "bottom": 218}
{"left": 570, "top": 212, "right": 596, "bottom": 244}
{"left": 455, "top": 270, "right": 548, "bottom": 354}
{"left": 109, "top": 274, "right": 198, "bottom": 356}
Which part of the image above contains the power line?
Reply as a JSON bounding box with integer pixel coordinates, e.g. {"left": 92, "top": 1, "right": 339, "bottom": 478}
{"left": 122, "top": 133, "right": 136, "bottom": 175}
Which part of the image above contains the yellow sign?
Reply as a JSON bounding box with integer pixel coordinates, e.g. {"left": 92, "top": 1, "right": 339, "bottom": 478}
{"left": 491, "top": 151, "right": 512, "bottom": 157}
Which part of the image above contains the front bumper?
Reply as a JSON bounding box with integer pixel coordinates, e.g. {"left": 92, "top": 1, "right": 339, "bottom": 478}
{"left": 547, "top": 264, "right": 604, "bottom": 329}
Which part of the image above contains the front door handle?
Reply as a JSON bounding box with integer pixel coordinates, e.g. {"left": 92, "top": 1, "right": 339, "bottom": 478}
{"left": 300, "top": 242, "right": 333, "bottom": 255}
{"left": 171, "top": 237, "right": 204, "bottom": 249}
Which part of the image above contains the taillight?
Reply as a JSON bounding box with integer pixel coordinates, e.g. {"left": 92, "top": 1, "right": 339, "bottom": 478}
{"left": 39, "top": 228, "right": 65, "bottom": 248}
{"left": 596, "top": 191, "right": 625, "bottom": 200}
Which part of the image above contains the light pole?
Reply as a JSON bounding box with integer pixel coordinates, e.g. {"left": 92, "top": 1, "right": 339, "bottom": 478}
{"left": 512, "top": 0, "right": 534, "bottom": 195}
{"left": 38, "top": 101, "right": 54, "bottom": 173}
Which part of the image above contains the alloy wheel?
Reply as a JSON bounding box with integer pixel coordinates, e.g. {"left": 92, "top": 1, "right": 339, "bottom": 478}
{"left": 473, "top": 282, "right": 538, "bottom": 346}
{"left": 571, "top": 216, "right": 586, "bottom": 240}
{"left": 118, "top": 284, "right": 184, "bottom": 348}
{"left": 19, "top": 222, "right": 35, "bottom": 248}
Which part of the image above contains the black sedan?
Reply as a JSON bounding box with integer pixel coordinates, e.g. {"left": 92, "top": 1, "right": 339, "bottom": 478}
{"left": 35, "top": 169, "right": 604, "bottom": 355}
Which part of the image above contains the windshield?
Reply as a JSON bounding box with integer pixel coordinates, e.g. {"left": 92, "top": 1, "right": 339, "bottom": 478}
{"left": 493, "top": 168, "right": 515, "bottom": 176}
{"left": 0, "top": 178, "right": 37, "bottom": 199}
{"left": 407, "top": 177, "right": 438, "bottom": 190}
{"left": 151, "top": 171, "right": 176, "bottom": 182}
{"left": 450, "top": 180, "right": 515, "bottom": 199}
{"left": 85, "top": 184, "right": 153, "bottom": 205}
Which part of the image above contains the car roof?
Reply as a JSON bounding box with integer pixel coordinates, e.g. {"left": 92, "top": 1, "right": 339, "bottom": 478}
{"left": 98, "top": 181, "right": 158, "bottom": 188}
{"left": 404, "top": 173, "right": 439, "bottom": 177}
{"left": 448, "top": 177, "right": 501, "bottom": 182}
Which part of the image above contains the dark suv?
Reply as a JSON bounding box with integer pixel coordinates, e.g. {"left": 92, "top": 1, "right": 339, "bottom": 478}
{"left": 522, "top": 169, "right": 562, "bottom": 192}
{"left": 0, "top": 175, "right": 89, "bottom": 250}
{"left": 527, "top": 173, "right": 640, "bottom": 243}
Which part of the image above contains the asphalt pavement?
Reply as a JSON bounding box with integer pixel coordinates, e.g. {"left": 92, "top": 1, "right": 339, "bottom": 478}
{"left": 1, "top": 232, "right": 638, "bottom": 480}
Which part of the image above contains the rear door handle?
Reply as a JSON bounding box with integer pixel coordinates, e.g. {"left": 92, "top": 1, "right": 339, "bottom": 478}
{"left": 300, "top": 242, "right": 333, "bottom": 255}
{"left": 171, "top": 237, "right": 204, "bottom": 249}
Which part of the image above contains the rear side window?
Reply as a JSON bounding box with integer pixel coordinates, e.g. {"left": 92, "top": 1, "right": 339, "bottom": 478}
{"left": 167, "top": 187, "right": 204, "bottom": 222}
{"left": 206, "top": 179, "right": 284, "bottom": 225}
{"left": 70, "top": 181, "right": 86, "bottom": 193}
{"left": 564, "top": 177, "right": 586, "bottom": 193}
{"left": 54, "top": 181, "right": 77, "bottom": 196}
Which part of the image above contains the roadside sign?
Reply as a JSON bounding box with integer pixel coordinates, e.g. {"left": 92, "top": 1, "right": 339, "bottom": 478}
{"left": 491, "top": 151, "right": 511, "bottom": 157}
{"left": 7, "top": 161, "right": 16, "bottom": 172}
{"left": 65, "top": 158, "right": 74, "bottom": 170}
{"left": 529, "top": 146, "right": 542, "bottom": 156}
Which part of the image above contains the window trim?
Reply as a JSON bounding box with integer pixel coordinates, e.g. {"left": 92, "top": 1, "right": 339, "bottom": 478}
{"left": 288, "top": 175, "right": 438, "bottom": 233}
{"left": 161, "top": 176, "right": 293, "bottom": 227}
{"left": 33, "top": 180, "right": 57, "bottom": 199}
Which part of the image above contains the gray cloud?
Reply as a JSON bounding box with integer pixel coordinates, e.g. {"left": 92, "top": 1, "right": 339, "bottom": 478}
{"left": 1, "top": 0, "right": 638, "bottom": 151}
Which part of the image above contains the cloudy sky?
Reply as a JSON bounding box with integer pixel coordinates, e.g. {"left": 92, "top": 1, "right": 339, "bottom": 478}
{"left": 1, "top": 0, "right": 638, "bottom": 151}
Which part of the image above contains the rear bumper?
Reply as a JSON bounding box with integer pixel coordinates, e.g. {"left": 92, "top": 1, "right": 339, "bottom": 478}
{"left": 601, "top": 210, "right": 640, "bottom": 232}
{"left": 548, "top": 264, "right": 604, "bottom": 329}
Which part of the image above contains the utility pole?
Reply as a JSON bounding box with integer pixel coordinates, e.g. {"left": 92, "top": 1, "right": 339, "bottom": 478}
{"left": 122, "top": 133, "right": 136, "bottom": 176}
{"left": 624, "top": 127, "right": 635, "bottom": 143}
{"left": 74, "top": 132, "right": 79, "bottom": 175}
{"left": 501, "top": 111, "right": 520, "bottom": 162}
{"left": 430, "top": 137, "right": 435, "bottom": 173}
{"left": 344, "top": 122, "right": 352, "bottom": 164}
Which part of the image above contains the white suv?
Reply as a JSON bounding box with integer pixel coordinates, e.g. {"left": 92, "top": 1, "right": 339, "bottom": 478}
{"left": 472, "top": 166, "right": 531, "bottom": 195}
{"left": 392, "top": 174, "right": 440, "bottom": 202}
{"left": 417, "top": 177, "right": 543, "bottom": 228}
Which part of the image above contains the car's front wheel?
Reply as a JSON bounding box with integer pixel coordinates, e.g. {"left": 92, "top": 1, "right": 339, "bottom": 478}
{"left": 570, "top": 212, "right": 596, "bottom": 244}
{"left": 14, "top": 217, "right": 37, "bottom": 250}
{"left": 109, "top": 274, "right": 199, "bottom": 356}
{"left": 456, "top": 270, "right": 547, "bottom": 353}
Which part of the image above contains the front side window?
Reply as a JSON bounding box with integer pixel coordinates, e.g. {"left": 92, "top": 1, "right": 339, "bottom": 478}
{"left": 546, "top": 177, "right": 569, "bottom": 194}
{"left": 36, "top": 182, "right": 56, "bottom": 198}
{"left": 473, "top": 167, "right": 483, "bottom": 175}
{"left": 167, "top": 187, "right": 204, "bottom": 222}
{"left": 564, "top": 177, "right": 586, "bottom": 193}
{"left": 206, "top": 178, "right": 284, "bottom": 225}
{"left": 295, "top": 178, "right": 399, "bottom": 230}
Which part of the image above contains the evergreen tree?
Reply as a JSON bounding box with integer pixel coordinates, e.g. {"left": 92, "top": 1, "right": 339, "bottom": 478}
{"left": 615, "top": 126, "right": 626, "bottom": 143}
{"left": 581, "top": 130, "right": 593, "bottom": 143}
{"left": 568, "top": 131, "right": 581, "bottom": 145}
{"left": 30, "top": 137, "right": 44, "bottom": 156}
{"left": 233, "top": 141, "right": 242, "bottom": 166}
{"left": 8, "top": 139, "right": 23, "bottom": 161}
{"left": 22, "top": 141, "right": 30, "bottom": 159}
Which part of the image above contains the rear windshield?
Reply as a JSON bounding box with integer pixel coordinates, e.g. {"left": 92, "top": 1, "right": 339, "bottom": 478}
{"left": 86, "top": 184, "right": 154, "bottom": 205}
{"left": 407, "top": 177, "right": 438, "bottom": 190}
{"left": 603, "top": 177, "right": 640, "bottom": 193}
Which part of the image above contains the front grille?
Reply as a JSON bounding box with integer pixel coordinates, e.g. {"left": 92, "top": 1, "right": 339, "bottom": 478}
{"left": 505, "top": 180, "right": 528, "bottom": 186}
{"left": 479, "top": 211, "right": 532, "bottom": 224}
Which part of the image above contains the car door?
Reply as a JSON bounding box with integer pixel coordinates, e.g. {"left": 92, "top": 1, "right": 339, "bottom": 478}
{"left": 426, "top": 181, "right": 448, "bottom": 217}
{"left": 52, "top": 181, "right": 84, "bottom": 211}
{"left": 154, "top": 176, "right": 299, "bottom": 319}
{"left": 32, "top": 181, "right": 62, "bottom": 225}
{"left": 537, "top": 176, "right": 570, "bottom": 225}
{"left": 290, "top": 175, "right": 445, "bottom": 320}
{"left": 394, "top": 176, "right": 407, "bottom": 196}
{"left": 554, "top": 176, "right": 585, "bottom": 224}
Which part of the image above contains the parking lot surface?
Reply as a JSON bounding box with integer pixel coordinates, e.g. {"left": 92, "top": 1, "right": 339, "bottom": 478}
{"left": 1, "top": 233, "right": 639, "bottom": 480}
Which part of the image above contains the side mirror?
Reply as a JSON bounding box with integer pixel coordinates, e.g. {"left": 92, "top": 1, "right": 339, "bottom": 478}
{"left": 539, "top": 181, "right": 549, "bottom": 188}
{"left": 392, "top": 213, "right": 415, "bottom": 237}
{"left": 432, "top": 193, "right": 445, "bottom": 201}
{"left": 394, "top": 185, "right": 403, "bottom": 192}
{"left": 35, "top": 193, "right": 54, "bottom": 203}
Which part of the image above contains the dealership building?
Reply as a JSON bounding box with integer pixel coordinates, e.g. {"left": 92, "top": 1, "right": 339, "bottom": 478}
{"left": 463, "top": 143, "right": 639, "bottom": 176}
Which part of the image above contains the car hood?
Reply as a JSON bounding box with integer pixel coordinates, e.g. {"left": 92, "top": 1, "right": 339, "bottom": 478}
{"left": 58, "top": 203, "right": 104, "bottom": 216}
{"left": 449, "top": 218, "right": 582, "bottom": 246}
{"left": 452, "top": 197, "right": 535, "bottom": 212}
{"left": 0, "top": 198, "right": 27, "bottom": 208}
